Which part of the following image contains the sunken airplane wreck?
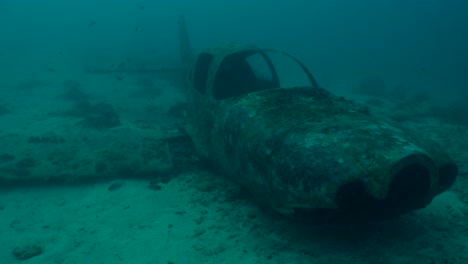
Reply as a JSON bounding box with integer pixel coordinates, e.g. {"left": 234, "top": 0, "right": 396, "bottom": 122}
{"left": 88, "top": 16, "right": 458, "bottom": 222}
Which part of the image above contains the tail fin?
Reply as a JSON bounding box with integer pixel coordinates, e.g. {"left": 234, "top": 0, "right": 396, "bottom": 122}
{"left": 178, "top": 15, "right": 194, "bottom": 65}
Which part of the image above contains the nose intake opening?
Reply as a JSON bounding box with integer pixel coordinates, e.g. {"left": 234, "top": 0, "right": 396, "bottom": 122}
{"left": 334, "top": 164, "right": 431, "bottom": 221}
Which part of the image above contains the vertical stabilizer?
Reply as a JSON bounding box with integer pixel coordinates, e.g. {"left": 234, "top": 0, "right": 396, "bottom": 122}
{"left": 178, "top": 16, "right": 194, "bottom": 65}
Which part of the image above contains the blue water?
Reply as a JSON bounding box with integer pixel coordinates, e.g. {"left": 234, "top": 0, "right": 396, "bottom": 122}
{"left": 1, "top": 0, "right": 467, "bottom": 97}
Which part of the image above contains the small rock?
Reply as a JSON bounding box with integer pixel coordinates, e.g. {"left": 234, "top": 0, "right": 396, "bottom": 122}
{"left": 12, "top": 243, "right": 43, "bottom": 260}
{"left": 193, "top": 180, "right": 215, "bottom": 192}
{"left": 108, "top": 182, "right": 124, "bottom": 191}
{"left": 0, "top": 153, "right": 15, "bottom": 162}
{"left": 16, "top": 157, "right": 37, "bottom": 168}
{"left": 246, "top": 213, "right": 257, "bottom": 220}
{"left": 160, "top": 174, "right": 172, "bottom": 184}
{"left": 194, "top": 216, "right": 204, "bottom": 225}
{"left": 148, "top": 181, "right": 162, "bottom": 191}
{"left": 192, "top": 228, "right": 206, "bottom": 238}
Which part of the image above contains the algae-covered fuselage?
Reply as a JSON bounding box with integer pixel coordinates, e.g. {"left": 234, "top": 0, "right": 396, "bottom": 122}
{"left": 183, "top": 42, "right": 458, "bottom": 222}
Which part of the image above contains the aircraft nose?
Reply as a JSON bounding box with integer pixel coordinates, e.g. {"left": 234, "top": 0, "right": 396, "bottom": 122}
{"left": 334, "top": 153, "right": 458, "bottom": 221}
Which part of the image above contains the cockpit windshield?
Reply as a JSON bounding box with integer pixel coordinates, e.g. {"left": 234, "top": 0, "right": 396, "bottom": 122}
{"left": 212, "top": 50, "right": 318, "bottom": 100}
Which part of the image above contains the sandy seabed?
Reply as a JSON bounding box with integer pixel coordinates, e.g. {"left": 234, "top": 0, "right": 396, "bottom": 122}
{"left": 0, "top": 69, "right": 467, "bottom": 264}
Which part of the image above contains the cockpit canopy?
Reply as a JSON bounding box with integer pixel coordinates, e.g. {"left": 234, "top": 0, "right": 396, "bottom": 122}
{"left": 189, "top": 44, "right": 319, "bottom": 100}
